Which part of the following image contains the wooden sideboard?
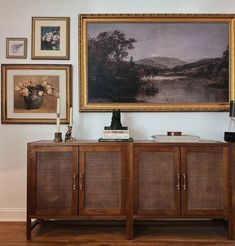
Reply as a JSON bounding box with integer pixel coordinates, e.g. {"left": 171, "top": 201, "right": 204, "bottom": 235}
{"left": 27, "top": 140, "right": 235, "bottom": 240}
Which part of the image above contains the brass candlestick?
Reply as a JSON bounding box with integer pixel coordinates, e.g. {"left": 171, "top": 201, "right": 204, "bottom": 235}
{"left": 54, "top": 132, "right": 62, "bottom": 142}
{"left": 65, "top": 125, "right": 75, "bottom": 142}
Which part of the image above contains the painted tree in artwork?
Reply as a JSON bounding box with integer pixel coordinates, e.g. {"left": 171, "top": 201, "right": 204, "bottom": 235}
{"left": 88, "top": 30, "right": 141, "bottom": 102}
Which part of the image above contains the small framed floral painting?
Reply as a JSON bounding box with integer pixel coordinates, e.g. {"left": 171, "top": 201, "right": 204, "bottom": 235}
{"left": 6, "top": 38, "right": 27, "bottom": 58}
{"left": 1, "top": 64, "right": 72, "bottom": 124}
{"left": 31, "top": 17, "right": 70, "bottom": 60}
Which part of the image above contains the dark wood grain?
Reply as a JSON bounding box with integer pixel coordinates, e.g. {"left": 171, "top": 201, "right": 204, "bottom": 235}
{"left": 2, "top": 221, "right": 235, "bottom": 246}
{"left": 228, "top": 143, "right": 235, "bottom": 239}
{"left": 27, "top": 141, "right": 233, "bottom": 240}
{"left": 126, "top": 143, "right": 134, "bottom": 239}
{"left": 79, "top": 145, "right": 127, "bottom": 216}
{"left": 134, "top": 146, "right": 180, "bottom": 216}
{"left": 181, "top": 146, "right": 228, "bottom": 216}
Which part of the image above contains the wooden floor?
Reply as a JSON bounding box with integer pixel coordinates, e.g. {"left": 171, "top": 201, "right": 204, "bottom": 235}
{"left": 1, "top": 220, "right": 235, "bottom": 246}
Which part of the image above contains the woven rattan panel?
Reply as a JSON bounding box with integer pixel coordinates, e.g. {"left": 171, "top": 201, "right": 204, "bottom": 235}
{"left": 36, "top": 152, "right": 73, "bottom": 210}
{"left": 85, "top": 151, "right": 121, "bottom": 210}
{"left": 139, "top": 151, "right": 175, "bottom": 210}
{"left": 187, "top": 152, "right": 223, "bottom": 209}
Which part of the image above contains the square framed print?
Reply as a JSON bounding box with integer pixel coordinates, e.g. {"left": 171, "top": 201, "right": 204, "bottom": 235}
{"left": 32, "top": 17, "right": 70, "bottom": 60}
{"left": 6, "top": 38, "right": 27, "bottom": 59}
{"left": 80, "top": 14, "right": 235, "bottom": 112}
{"left": 1, "top": 64, "right": 72, "bottom": 124}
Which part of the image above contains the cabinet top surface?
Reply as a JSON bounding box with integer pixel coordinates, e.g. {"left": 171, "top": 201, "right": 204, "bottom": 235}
{"left": 28, "top": 140, "right": 228, "bottom": 147}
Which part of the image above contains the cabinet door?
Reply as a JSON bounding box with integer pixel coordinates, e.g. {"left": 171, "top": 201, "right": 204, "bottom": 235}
{"left": 134, "top": 146, "right": 180, "bottom": 216}
{"left": 30, "top": 146, "right": 78, "bottom": 216}
{"left": 79, "top": 145, "right": 127, "bottom": 215}
{"left": 181, "top": 146, "right": 228, "bottom": 216}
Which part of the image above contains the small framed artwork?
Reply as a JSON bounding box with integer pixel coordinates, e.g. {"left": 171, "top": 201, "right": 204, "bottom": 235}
{"left": 80, "top": 14, "right": 234, "bottom": 112}
{"left": 32, "top": 17, "right": 70, "bottom": 60}
{"left": 1, "top": 64, "right": 72, "bottom": 124}
{"left": 6, "top": 38, "right": 27, "bottom": 59}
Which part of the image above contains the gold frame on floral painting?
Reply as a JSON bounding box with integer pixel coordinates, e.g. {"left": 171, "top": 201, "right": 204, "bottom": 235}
{"left": 32, "top": 17, "right": 70, "bottom": 60}
{"left": 1, "top": 64, "right": 72, "bottom": 124}
{"left": 80, "top": 14, "right": 235, "bottom": 112}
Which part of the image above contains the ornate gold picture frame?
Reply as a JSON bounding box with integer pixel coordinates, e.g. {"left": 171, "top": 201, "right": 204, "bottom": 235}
{"left": 80, "top": 14, "right": 235, "bottom": 112}
{"left": 1, "top": 64, "right": 72, "bottom": 124}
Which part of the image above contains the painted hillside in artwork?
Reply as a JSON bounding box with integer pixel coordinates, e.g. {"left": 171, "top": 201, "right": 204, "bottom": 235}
{"left": 87, "top": 22, "right": 229, "bottom": 103}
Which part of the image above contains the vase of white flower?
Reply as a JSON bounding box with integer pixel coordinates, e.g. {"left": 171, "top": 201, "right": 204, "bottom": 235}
{"left": 24, "top": 88, "right": 44, "bottom": 110}
{"left": 15, "top": 77, "right": 56, "bottom": 110}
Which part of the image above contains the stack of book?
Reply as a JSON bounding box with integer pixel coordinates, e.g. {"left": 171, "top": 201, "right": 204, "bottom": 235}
{"left": 102, "top": 129, "right": 130, "bottom": 140}
{"left": 99, "top": 109, "right": 133, "bottom": 142}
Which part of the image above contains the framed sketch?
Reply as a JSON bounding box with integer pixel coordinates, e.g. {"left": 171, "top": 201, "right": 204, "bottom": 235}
{"left": 32, "top": 17, "right": 70, "bottom": 60}
{"left": 6, "top": 38, "right": 27, "bottom": 58}
{"left": 80, "top": 14, "right": 235, "bottom": 112}
{"left": 1, "top": 64, "right": 72, "bottom": 124}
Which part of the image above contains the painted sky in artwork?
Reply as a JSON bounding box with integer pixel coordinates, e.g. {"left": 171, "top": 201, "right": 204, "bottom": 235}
{"left": 88, "top": 22, "right": 228, "bottom": 62}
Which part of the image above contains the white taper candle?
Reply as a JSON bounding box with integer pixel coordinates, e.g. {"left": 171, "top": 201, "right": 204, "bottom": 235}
{"left": 56, "top": 117, "right": 60, "bottom": 132}
{"left": 56, "top": 97, "right": 60, "bottom": 132}
{"left": 56, "top": 97, "right": 60, "bottom": 114}
{"left": 69, "top": 107, "right": 73, "bottom": 126}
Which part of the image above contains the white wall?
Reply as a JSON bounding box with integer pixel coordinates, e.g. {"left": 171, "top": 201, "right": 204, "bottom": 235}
{"left": 0, "top": 0, "right": 234, "bottom": 221}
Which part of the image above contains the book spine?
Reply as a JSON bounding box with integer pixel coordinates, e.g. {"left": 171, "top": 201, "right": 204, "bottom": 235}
{"left": 103, "top": 133, "right": 130, "bottom": 139}
{"left": 103, "top": 130, "right": 129, "bottom": 134}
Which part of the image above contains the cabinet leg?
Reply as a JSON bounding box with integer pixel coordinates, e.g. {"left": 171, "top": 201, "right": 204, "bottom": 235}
{"left": 126, "top": 218, "right": 134, "bottom": 240}
{"left": 228, "top": 219, "right": 235, "bottom": 240}
{"left": 26, "top": 218, "right": 31, "bottom": 240}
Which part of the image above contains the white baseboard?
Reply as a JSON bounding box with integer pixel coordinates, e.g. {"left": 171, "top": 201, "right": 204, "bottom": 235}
{"left": 0, "top": 208, "right": 26, "bottom": 221}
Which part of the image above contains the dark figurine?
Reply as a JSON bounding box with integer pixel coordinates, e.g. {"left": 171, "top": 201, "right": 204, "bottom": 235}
{"left": 65, "top": 125, "right": 75, "bottom": 142}
{"left": 111, "top": 109, "right": 123, "bottom": 129}
{"left": 105, "top": 109, "right": 127, "bottom": 130}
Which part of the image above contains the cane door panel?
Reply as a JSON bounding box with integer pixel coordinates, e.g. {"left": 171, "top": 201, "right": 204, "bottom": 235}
{"left": 30, "top": 146, "right": 78, "bottom": 216}
{"left": 181, "top": 146, "right": 228, "bottom": 216}
{"left": 134, "top": 146, "right": 180, "bottom": 216}
{"left": 79, "top": 145, "right": 127, "bottom": 215}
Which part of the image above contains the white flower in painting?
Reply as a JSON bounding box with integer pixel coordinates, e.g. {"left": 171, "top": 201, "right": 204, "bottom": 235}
{"left": 47, "top": 89, "right": 53, "bottom": 95}
{"left": 52, "top": 34, "right": 60, "bottom": 44}
{"left": 42, "top": 77, "right": 47, "bottom": 82}
{"left": 21, "top": 88, "right": 29, "bottom": 96}
{"left": 38, "top": 91, "right": 44, "bottom": 96}
{"left": 42, "top": 32, "right": 54, "bottom": 42}
{"left": 41, "top": 77, "right": 48, "bottom": 87}
{"left": 23, "top": 80, "right": 31, "bottom": 87}
{"left": 18, "top": 82, "right": 24, "bottom": 88}
{"left": 15, "top": 85, "right": 21, "bottom": 91}
{"left": 45, "top": 85, "right": 51, "bottom": 90}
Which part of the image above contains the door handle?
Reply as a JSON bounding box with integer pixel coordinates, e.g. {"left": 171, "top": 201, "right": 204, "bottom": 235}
{"left": 73, "top": 172, "right": 77, "bottom": 191}
{"left": 182, "top": 173, "right": 187, "bottom": 190}
{"left": 79, "top": 174, "right": 84, "bottom": 190}
{"left": 176, "top": 173, "right": 180, "bottom": 190}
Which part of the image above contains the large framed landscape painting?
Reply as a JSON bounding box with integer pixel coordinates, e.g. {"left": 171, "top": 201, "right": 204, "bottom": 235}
{"left": 80, "top": 14, "right": 235, "bottom": 111}
{"left": 1, "top": 64, "right": 72, "bottom": 124}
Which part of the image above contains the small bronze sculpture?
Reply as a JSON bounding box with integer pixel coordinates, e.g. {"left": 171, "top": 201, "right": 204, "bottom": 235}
{"left": 105, "top": 109, "right": 127, "bottom": 130}
{"left": 65, "top": 125, "right": 75, "bottom": 142}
